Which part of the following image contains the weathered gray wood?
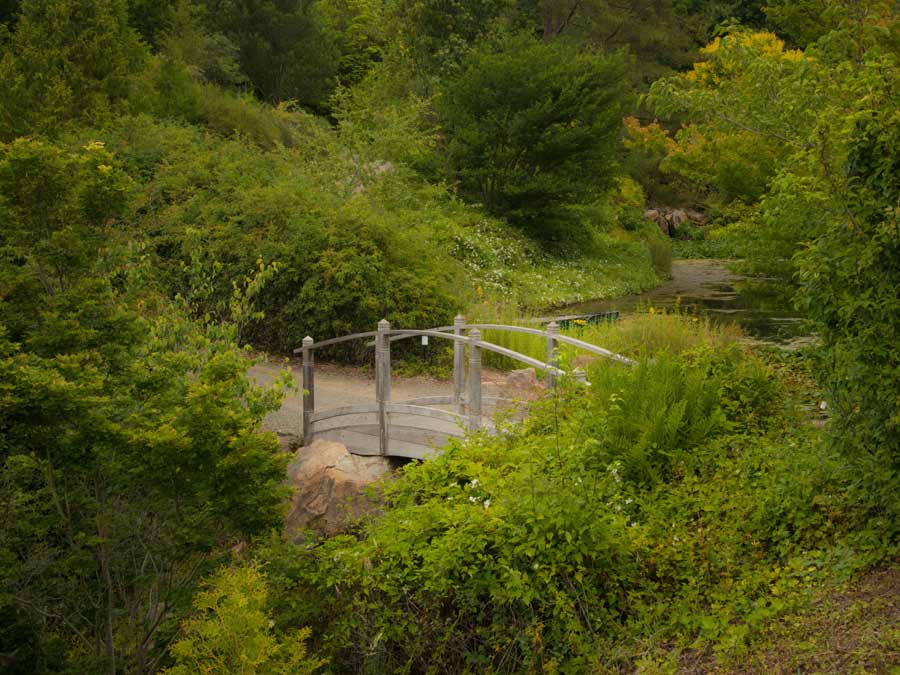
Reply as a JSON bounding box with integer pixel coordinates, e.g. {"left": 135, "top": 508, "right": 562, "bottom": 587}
{"left": 453, "top": 314, "right": 466, "bottom": 414}
{"left": 314, "top": 427, "right": 441, "bottom": 460}
{"left": 388, "top": 323, "right": 634, "bottom": 366}
{"left": 398, "top": 395, "right": 457, "bottom": 407}
{"left": 554, "top": 334, "right": 635, "bottom": 365}
{"left": 466, "top": 323, "right": 548, "bottom": 336}
{"left": 389, "top": 329, "right": 473, "bottom": 345}
{"left": 376, "top": 319, "right": 391, "bottom": 456}
{"left": 474, "top": 341, "right": 564, "bottom": 375}
{"left": 316, "top": 423, "right": 456, "bottom": 444}
{"left": 384, "top": 403, "right": 467, "bottom": 426}
{"left": 387, "top": 326, "right": 454, "bottom": 342}
{"left": 546, "top": 321, "right": 559, "bottom": 388}
{"left": 468, "top": 328, "right": 482, "bottom": 431}
{"left": 301, "top": 336, "right": 315, "bottom": 446}
{"left": 309, "top": 403, "right": 380, "bottom": 424}
{"left": 293, "top": 331, "right": 379, "bottom": 353}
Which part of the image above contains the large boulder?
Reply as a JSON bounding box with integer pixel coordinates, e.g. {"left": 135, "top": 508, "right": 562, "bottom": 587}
{"left": 285, "top": 440, "right": 393, "bottom": 538}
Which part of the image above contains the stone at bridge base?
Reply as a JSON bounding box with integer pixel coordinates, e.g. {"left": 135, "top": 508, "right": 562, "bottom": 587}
{"left": 285, "top": 440, "right": 393, "bottom": 538}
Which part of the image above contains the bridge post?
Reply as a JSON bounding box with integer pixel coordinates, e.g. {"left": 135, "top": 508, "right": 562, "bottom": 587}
{"left": 376, "top": 319, "right": 392, "bottom": 455}
{"left": 302, "top": 336, "right": 315, "bottom": 446}
{"left": 546, "top": 321, "right": 559, "bottom": 388}
{"left": 453, "top": 314, "right": 466, "bottom": 414}
{"left": 468, "top": 328, "right": 482, "bottom": 432}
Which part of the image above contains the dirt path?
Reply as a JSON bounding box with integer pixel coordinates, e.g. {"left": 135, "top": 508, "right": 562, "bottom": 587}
{"left": 249, "top": 359, "right": 520, "bottom": 441}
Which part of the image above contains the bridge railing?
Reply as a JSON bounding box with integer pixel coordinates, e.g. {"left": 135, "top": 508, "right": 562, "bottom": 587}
{"left": 293, "top": 316, "right": 632, "bottom": 458}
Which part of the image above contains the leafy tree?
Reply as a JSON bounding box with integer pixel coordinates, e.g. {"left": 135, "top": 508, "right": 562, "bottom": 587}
{"left": 439, "top": 34, "right": 629, "bottom": 240}
{"left": 0, "top": 0, "right": 18, "bottom": 26}
{"left": 321, "top": 0, "right": 385, "bottom": 88}
{"left": 217, "top": 0, "right": 340, "bottom": 111}
{"left": 530, "top": 0, "right": 701, "bottom": 81}
{"left": 790, "top": 51, "right": 900, "bottom": 480}
{"left": 157, "top": 1, "right": 248, "bottom": 88}
{"left": 646, "top": 29, "right": 821, "bottom": 243}
{"left": 0, "top": 138, "right": 290, "bottom": 673}
{"left": 0, "top": 0, "right": 147, "bottom": 140}
{"left": 390, "top": 0, "right": 516, "bottom": 74}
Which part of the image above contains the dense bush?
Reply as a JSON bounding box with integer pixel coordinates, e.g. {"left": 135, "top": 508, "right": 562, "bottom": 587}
{"left": 0, "top": 138, "right": 290, "bottom": 673}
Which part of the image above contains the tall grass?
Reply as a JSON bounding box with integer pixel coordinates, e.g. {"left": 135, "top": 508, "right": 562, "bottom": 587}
{"left": 467, "top": 303, "right": 743, "bottom": 372}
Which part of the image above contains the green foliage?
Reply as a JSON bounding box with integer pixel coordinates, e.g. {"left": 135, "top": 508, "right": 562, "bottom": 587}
{"left": 0, "top": 0, "right": 147, "bottom": 139}
{"left": 0, "top": 138, "right": 290, "bottom": 672}
{"left": 790, "top": 51, "right": 900, "bottom": 496}
{"left": 157, "top": 0, "right": 249, "bottom": 89}
{"left": 81, "top": 116, "right": 465, "bottom": 355}
{"left": 439, "top": 34, "right": 630, "bottom": 240}
{"left": 217, "top": 0, "right": 340, "bottom": 111}
{"left": 164, "top": 564, "right": 326, "bottom": 675}
{"left": 646, "top": 29, "right": 820, "bottom": 214}
{"left": 390, "top": 0, "right": 515, "bottom": 73}
{"left": 252, "top": 336, "right": 863, "bottom": 672}
{"left": 643, "top": 8, "right": 900, "bottom": 564}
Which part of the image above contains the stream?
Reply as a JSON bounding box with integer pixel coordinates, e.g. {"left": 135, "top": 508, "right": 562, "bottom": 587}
{"left": 558, "top": 259, "right": 812, "bottom": 346}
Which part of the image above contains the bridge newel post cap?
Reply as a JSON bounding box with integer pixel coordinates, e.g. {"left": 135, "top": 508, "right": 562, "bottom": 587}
{"left": 377, "top": 318, "right": 390, "bottom": 330}
{"left": 468, "top": 327, "right": 481, "bottom": 340}
{"left": 454, "top": 314, "right": 465, "bottom": 324}
{"left": 302, "top": 335, "right": 314, "bottom": 347}
{"left": 547, "top": 321, "right": 559, "bottom": 333}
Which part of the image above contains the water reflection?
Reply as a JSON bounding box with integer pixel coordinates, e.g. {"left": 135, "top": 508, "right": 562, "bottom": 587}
{"left": 556, "top": 260, "right": 809, "bottom": 343}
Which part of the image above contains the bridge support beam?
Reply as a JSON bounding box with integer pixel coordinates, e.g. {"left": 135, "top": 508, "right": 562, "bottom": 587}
{"left": 468, "top": 328, "right": 482, "bottom": 432}
{"left": 546, "top": 321, "right": 559, "bottom": 388}
{"left": 302, "top": 335, "right": 315, "bottom": 446}
{"left": 376, "top": 319, "right": 392, "bottom": 455}
{"left": 453, "top": 314, "right": 466, "bottom": 414}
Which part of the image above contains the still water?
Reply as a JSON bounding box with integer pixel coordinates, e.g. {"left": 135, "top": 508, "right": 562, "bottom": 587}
{"left": 557, "top": 259, "right": 810, "bottom": 345}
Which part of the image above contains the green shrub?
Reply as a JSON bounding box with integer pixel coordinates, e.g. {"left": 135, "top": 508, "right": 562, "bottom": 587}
{"left": 164, "top": 564, "right": 325, "bottom": 675}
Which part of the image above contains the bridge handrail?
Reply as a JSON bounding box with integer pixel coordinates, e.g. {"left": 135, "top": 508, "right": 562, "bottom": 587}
{"left": 389, "top": 323, "right": 635, "bottom": 366}
{"left": 292, "top": 331, "right": 378, "bottom": 353}
{"left": 293, "top": 328, "right": 566, "bottom": 375}
{"left": 389, "top": 329, "right": 565, "bottom": 375}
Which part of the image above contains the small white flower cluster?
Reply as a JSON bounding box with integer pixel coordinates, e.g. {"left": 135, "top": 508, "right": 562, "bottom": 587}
{"left": 444, "top": 478, "right": 491, "bottom": 508}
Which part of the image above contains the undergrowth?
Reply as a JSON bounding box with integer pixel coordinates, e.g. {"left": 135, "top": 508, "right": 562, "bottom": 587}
{"left": 230, "top": 320, "right": 892, "bottom": 673}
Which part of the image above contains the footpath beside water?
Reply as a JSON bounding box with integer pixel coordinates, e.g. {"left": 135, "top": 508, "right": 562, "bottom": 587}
{"left": 559, "top": 259, "right": 811, "bottom": 346}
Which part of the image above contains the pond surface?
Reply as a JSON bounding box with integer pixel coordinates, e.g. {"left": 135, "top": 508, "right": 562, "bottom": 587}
{"left": 557, "top": 259, "right": 810, "bottom": 345}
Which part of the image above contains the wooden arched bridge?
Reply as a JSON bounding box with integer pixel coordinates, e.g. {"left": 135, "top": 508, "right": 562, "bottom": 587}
{"left": 294, "top": 317, "right": 634, "bottom": 459}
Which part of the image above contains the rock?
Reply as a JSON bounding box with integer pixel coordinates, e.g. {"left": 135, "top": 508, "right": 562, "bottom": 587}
{"left": 684, "top": 208, "right": 707, "bottom": 225}
{"left": 644, "top": 207, "right": 706, "bottom": 237}
{"left": 669, "top": 208, "right": 688, "bottom": 231}
{"left": 285, "top": 440, "right": 393, "bottom": 538}
{"left": 277, "top": 433, "right": 301, "bottom": 454}
{"left": 506, "top": 367, "right": 539, "bottom": 390}
{"left": 644, "top": 209, "right": 668, "bottom": 236}
{"left": 368, "top": 160, "right": 394, "bottom": 175}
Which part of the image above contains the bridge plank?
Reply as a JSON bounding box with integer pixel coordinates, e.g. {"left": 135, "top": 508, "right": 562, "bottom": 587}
{"left": 310, "top": 403, "right": 380, "bottom": 424}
